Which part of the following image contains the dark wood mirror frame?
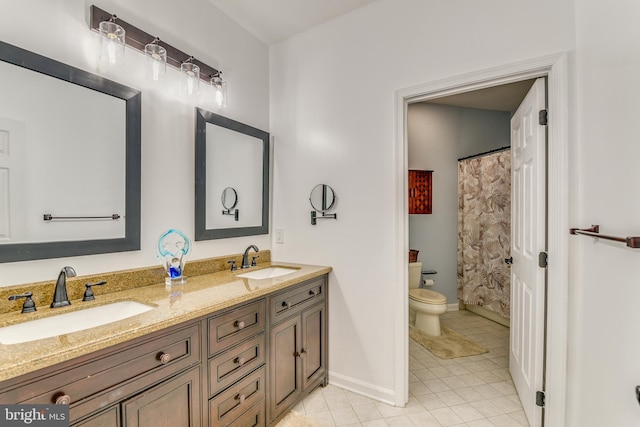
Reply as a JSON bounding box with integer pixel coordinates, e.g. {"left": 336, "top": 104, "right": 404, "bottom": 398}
{"left": 0, "top": 40, "right": 141, "bottom": 263}
{"left": 195, "top": 108, "right": 269, "bottom": 240}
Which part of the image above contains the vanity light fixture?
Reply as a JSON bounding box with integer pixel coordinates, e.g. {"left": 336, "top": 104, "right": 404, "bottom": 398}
{"left": 144, "top": 38, "right": 167, "bottom": 81}
{"left": 98, "top": 15, "right": 125, "bottom": 65}
{"left": 181, "top": 57, "right": 200, "bottom": 96}
{"left": 90, "top": 5, "right": 224, "bottom": 100}
{"left": 211, "top": 72, "right": 227, "bottom": 107}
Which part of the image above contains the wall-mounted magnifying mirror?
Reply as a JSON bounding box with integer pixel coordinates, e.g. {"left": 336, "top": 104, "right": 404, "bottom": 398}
{"left": 310, "top": 184, "right": 338, "bottom": 225}
{"left": 221, "top": 187, "right": 239, "bottom": 221}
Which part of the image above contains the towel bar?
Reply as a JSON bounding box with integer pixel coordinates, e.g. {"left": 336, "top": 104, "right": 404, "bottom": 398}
{"left": 569, "top": 225, "right": 640, "bottom": 248}
{"left": 43, "top": 214, "right": 121, "bottom": 221}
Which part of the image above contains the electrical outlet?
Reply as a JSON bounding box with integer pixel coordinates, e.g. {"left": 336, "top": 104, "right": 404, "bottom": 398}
{"left": 275, "top": 228, "right": 284, "bottom": 244}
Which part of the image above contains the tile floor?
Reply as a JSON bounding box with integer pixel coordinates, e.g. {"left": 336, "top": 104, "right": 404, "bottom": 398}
{"left": 293, "top": 310, "right": 530, "bottom": 427}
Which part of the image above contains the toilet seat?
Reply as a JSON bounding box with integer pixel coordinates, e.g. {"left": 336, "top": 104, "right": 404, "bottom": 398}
{"left": 409, "top": 288, "right": 447, "bottom": 304}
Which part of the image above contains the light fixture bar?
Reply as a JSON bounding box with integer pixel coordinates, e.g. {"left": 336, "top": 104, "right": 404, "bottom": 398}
{"left": 90, "top": 5, "right": 221, "bottom": 83}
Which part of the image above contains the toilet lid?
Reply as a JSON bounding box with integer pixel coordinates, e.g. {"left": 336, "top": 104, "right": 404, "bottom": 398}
{"left": 409, "top": 288, "right": 447, "bottom": 304}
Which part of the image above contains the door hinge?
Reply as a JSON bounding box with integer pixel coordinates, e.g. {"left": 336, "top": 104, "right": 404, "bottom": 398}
{"left": 538, "top": 251, "right": 548, "bottom": 268}
{"left": 536, "top": 390, "right": 546, "bottom": 407}
{"left": 539, "top": 109, "right": 548, "bottom": 126}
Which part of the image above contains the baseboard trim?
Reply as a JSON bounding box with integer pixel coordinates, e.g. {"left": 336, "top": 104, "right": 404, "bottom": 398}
{"left": 447, "top": 303, "right": 459, "bottom": 311}
{"left": 464, "top": 304, "right": 510, "bottom": 327}
{"left": 328, "top": 371, "right": 397, "bottom": 406}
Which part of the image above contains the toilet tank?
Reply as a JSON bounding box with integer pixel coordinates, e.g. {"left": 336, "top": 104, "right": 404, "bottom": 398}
{"left": 408, "top": 261, "right": 422, "bottom": 289}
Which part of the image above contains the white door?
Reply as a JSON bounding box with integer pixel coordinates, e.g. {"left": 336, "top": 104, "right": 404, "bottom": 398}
{"left": 509, "top": 78, "right": 546, "bottom": 426}
{"left": 0, "top": 117, "right": 26, "bottom": 242}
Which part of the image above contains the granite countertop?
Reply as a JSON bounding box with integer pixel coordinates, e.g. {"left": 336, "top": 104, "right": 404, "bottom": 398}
{"left": 0, "top": 262, "right": 331, "bottom": 383}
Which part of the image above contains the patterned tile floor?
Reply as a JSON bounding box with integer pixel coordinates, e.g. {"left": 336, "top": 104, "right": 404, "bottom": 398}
{"left": 293, "top": 310, "right": 530, "bottom": 426}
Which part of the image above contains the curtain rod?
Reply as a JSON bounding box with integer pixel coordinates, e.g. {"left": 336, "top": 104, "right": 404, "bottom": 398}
{"left": 457, "top": 145, "right": 510, "bottom": 162}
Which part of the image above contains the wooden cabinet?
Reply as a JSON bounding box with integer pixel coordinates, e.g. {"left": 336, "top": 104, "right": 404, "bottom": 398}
{"left": 0, "top": 273, "right": 328, "bottom": 427}
{"left": 122, "top": 366, "right": 201, "bottom": 427}
{"left": 267, "top": 276, "right": 327, "bottom": 424}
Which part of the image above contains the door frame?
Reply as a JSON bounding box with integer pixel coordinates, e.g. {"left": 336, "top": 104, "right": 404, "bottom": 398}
{"left": 393, "top": 53, "right": 569, "bottom": 426}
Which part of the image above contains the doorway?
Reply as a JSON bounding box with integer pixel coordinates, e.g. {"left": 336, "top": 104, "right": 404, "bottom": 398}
{"left": 393, "top": 54, "right": 570, "bottom": 427}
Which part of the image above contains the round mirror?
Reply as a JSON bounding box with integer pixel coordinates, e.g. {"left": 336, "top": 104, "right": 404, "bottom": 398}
{"left": 309, "top": 184, "right": 336, "bottom": 212}
{"left": 221, "top": 187, "right": 238, "bottom": 210}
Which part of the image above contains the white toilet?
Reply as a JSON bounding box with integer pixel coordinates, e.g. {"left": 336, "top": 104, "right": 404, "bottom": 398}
{"left": 408, "top": 261, "right": 448, "bottom": 336}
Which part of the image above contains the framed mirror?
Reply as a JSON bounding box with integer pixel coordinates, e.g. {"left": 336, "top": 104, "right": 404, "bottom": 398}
{"left": 195, "top": 108, "right": 269, "bottom": 240}
{"left": 0, "top": 41, "right": 141, "bottom": 263}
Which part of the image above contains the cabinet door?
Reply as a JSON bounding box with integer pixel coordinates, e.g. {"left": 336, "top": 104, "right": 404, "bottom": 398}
{"left": 268, "top": 315, "right": 301, "bottom": 421}
{"left": 73, "top": 406, "right": 120, "bottom": 427}
{"left": 122, "top": 367, "right": 201, "bottom": 427}
{"left": 301, "top": 303, "right": 326, "bottom": 390}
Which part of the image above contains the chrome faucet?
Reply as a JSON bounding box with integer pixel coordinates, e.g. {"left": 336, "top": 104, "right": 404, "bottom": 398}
{"left": 51, "top": 266, "right": 76, "bottom": 308}
{"left": 241, "top": 245, "right": 259, "bottom": 269}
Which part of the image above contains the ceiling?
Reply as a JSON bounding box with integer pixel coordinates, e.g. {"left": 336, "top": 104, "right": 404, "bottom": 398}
{"left": 208, "top": 0, "right": 380, "bottom": 45}
{"left": 423, "top": 80, "right": 536, "bottom": 112}
{"left": 207, "top": 1, "right": 534, "bottom": 112}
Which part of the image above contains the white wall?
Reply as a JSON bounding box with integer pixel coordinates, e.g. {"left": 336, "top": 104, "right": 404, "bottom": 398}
{"left": 270, "top": 0, "right": 574, "bottom": 404}
{"left": 0, "top": 0, "right": 270, "bottom": 286}
{"left": 569, "top": 0, "right": 640, "bottom": 425}
{"left": 408, "top": 104, "right": 510, "bottom": 303}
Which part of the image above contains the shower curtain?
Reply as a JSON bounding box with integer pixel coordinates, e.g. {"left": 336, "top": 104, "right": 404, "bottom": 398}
{"left": 457, "top": 149, "right": 511, "bottom": 318}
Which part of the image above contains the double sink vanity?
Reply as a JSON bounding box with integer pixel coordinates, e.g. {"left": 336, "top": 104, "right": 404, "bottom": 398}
{"left": 0, "top": 29, "right": 323, "bottom": 427}
{"left": 0, "top": 251, "right": 330, "bottom": 426}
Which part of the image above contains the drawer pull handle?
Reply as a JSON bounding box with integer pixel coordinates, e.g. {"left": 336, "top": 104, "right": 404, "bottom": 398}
{"left": 295, "top": 349, "right": 307, "bottom": 359}
{"left": 236, "top": 393, "right": 246, "bottom": 403}
{"left": 309, "top": 289, "right": 317, "bottom": 296}
{"left": 281, "top": 301, "right": 289, "bottom": 309}
{"left": 234, "top": 320, "right": 246, "bottom": 329}
{"left": 159, "top": 353, "right": 172, "bottom": 364}
{"left": 55, "top": 394, "right": 71, "bottom": 405}
{"left": 235, "top": 357, "right": 246, "bottom": 366}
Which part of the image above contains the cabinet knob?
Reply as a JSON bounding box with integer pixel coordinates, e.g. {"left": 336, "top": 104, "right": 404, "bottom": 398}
{"left": 235, "top": 357, "right": 246, "bottom": 366}
{"left": 236, "top": 393, "right": 246, "bottom": 403}
{"left": 295, "top": 349, "right": 307, "bottom": 359}
{"left": 55, "top": 394, "right": 71, "bottom": 405}
{"left": 159, "top": 353, "right": 172, "bottom": 364}
{"left": 309, "top": 289, "right": 317, "bottom": 296}
{"left": 281, "top": 301, "right": 289, "bottom": 309}
{"left": 234, "top": 320, "right": 245, "bottom": 329}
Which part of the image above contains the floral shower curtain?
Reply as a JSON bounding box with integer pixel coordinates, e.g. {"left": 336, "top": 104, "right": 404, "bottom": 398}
{"left": 457, "top": 149, "right": 511, "bottom": 318}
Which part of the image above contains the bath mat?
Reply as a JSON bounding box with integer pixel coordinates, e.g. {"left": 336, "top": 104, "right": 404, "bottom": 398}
{"left": 275, "top": 410, "right": 328, "bottom": 427}
{"left": 410, "top": 326, "right": 488, "bottom": 359}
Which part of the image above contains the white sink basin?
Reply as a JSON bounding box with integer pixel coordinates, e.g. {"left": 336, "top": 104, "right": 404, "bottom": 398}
{"left": 237, "top": 267, "right": 298, "bottom": 280}
{"left": 0, "top": 301, "right": 154, "bottom": 345}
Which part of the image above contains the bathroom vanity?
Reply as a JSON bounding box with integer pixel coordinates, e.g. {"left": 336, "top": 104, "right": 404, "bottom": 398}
{"left": 0, "top": 258, "right": 329, "bottom": 427}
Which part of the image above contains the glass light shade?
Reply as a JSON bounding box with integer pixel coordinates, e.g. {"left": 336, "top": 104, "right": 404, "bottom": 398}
{"left": 144, "top": 43, "right": 166, "bottom": 81}
{"left": 98, "top": 21, "right": 125, "bottom": 65}
{"left": 180, "top": 62, "right": 200, "bottom": 95}
{"left": 211, "top": 75, "right": 227, "bottom": 107}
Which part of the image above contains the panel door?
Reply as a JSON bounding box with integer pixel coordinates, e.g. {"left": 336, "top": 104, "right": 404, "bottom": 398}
{"left": 122, "top": 366, "right": 201, "bottom": 427}
{"left": 268, "top": 315, "right": 301, "bottom": 421}
{"left": 509, "top": 77, "right": 547, "bottom": 426}
{"left": 301, "top": 303, "right": 325, "bottom": 390}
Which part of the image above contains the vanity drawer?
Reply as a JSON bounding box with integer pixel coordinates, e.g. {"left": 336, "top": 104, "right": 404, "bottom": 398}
{"left": 269, "top": 277, "right": 325, "bottom": 324}
{"left": 2, "top": 322, "right": 200, "bottom": 421}
{"left": 209, "top": 333, "right": 265, "bottom": 397}
{"left": 209, "top": 300, "right": 265, "bottom": 356}
{"left": 226, "top": 398, "right": 265, "bottom": 427}
{"left": 208, "top": 367, "right": 265, "bottom": 427}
